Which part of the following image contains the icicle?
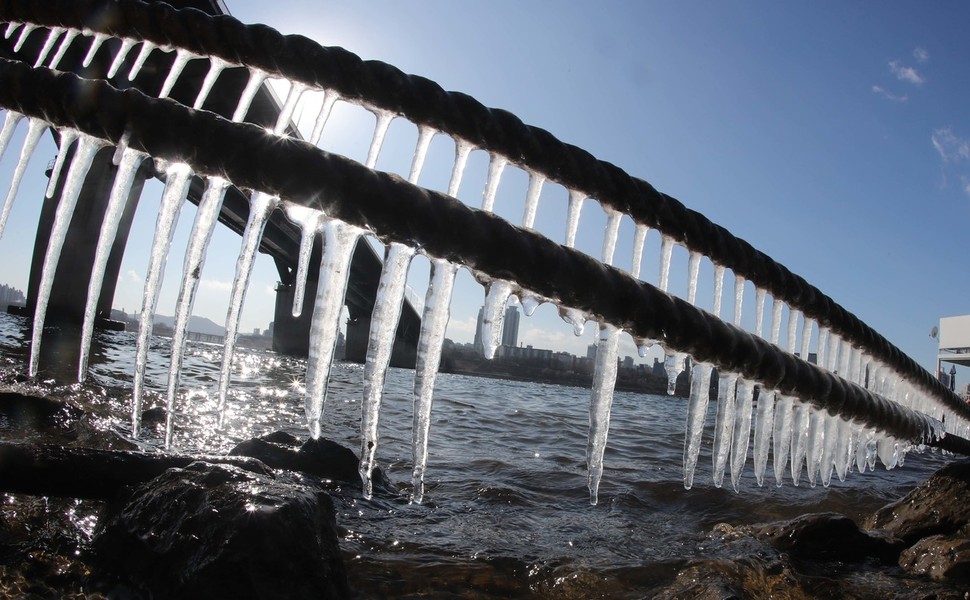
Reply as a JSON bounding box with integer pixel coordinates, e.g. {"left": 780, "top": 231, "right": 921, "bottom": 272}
{"left": 772, "top": 395, "right": 794, "bottom": 486}
{"left": 0, "top": 117, "right": 45, "bottom": 238}
{"left": 216, "top": 192, "right": 281, "bottom": 424}
{"left": 686, "top": 251, "right": 701, "bottom": 304}
{"left": 834, "top": 419, "right": 854, "bottom": 481}
{"left": 273, "top": 81, "right": 308, "bottom": 136}
{"left": 283, "top": 204, "right": 324, "bottom": 317}
{"left": 521, "top": 171, "right": 545, "bottom": 229}
{"left": 309, "top": 91, "right": 339, "bottom": 145}
{"left": 301, "top": 220, "right": 362, "bottom": 439}
{"left": 712, "top": 265, "right": 726, "bottom": 317}
{"left": 711, "top": 372, "right": 738, "bottom": 488}
{"left": 28, "top": 135, "right": 105, "bottom": 377}
{"left": 636, "top": 339, "right": 654, "bottom": 357}
{"left": 733, "top": 275, "right": 745, "bottom": 326}
{"left": 130, "top": 163, "right": 193, "bottom": 434}
{"left": 46, "top": 129, "right": 79, "bottom": 199}
{"left": 3, "top": 22, "right": 21, "bottom": 40}
{"left": 587, "top": 324, "right": 620, "bottom": 505}
{"left": 163, "top": 178, "right": 230, "bottom": 448}
{"left": 481, "top": 154, "right": 507, "bottom": 213}
{"left": 232, "top": 68, "right": 268, "bottom": 123}
{"left": 780, "top": 306, "right": 794, "bottom": 349}
{"left": 754, "top": 288, "right": 767, "bottom": 338}
{"left": 82, "top": 32, "right": 108, "bottom": 68}
{"left": 157, "top": 48, "right": 195, "bottom": 99}
{"left": 360, "top": 242, "right": 416, "bottom": 498}
{"left": 412, "top": 259, "right": 460, "bottom": 504}
{"left": 520, "top": 293, "right": 541, "bottom": 316}
{"left": 106, "top": 38, "right": 136, "bottom": 79}
{"left": 189, "top": 56, "right": 228, "bottom": 109}
{"left": 731, "top": 380, "right": 756, "bottom": 491}
{"left": 683, "top": 363, "right": 713, "bottom": 490}
{"left": 601, "top": 210, "right": 622, "bottom": 265}
{"left": 564, "top": 189, "right": 585, "bottom": 248}
{"left": 33, "top": 27, "right": 65, "bottom": 69}
{"left": 447, "top": 139, "right": 473, "bottom": 198}
{"left": 658, "top": 235, "right": 673, "bottom": 291}
{"left": 750, "top": 385, "right": 773, "bottom": 487}
{"left": 128, "top": 41, "right": 158, "bottom": 81}
{"left": 408, "top": 125, "right": 435, "bottom": 184}
{"left": 664, "top": 351, "right": 686, "bottom": 395}
{"left": 799, "top": 318, "right": 815, "bottom": 361}
{"left": 819, "top": 413, "right": 839, "bottom": 487}
{"left": 559, "top": 307, "right": 586, "bottom": 336}
{"left": 0, "top": 110, "right": 24, "bottom": 161}
{"left": 805, "top": 411, "right": 825, "bottom": 486}
{"left": 630, "top": 224, "right": 648, "bottom": 279}
{"left": 876, "top": 437, "right": 898, "bottom": 470}
{"left": 47, "top": 28, "right": 79, "bottom": 70}
{"left": 13, "top": 23, "right": 37, "bottom": 53}
{"left": 857, "top": 429, "right": 873, "bottom": 473}
{"left": 77, "top": 148, "right": 147, "bottom": 381}
{"left": 480, "top": 280, "right": 513, "bottom": 359}
{"left": 790, "top": 402, "right": 811, "bottom": 485}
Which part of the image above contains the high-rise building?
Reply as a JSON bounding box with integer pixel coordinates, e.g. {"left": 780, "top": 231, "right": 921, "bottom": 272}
{"left": 473, "top": 307, "right": 485, "bottom": 354}
{"left": 502, "top": 306, "right": 520, "bottom": 348}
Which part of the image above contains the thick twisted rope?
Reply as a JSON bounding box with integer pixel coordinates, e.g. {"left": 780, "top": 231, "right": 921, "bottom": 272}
{"left": 0, "top": 58, "right": 964, "bottom": 453}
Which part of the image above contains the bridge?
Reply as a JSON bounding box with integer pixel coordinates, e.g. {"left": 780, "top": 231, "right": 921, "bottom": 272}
{"left": 0, "top": 0, "right": 968, "bottom": 506}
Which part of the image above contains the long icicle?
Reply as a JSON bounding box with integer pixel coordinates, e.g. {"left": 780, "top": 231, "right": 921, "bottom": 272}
{"left": 45, "top": 129, "right": 79, "bottom": 199}
{"left": 193, "top": 56, "right": 229, "bottom": 110}
{"left": 730, "top": 380, "right": 755, "bottom": 491}
{"left": 753, "top": 299, "right": 785, "bottom": 485}
{"left": 29, "top": 135, "right": 105, "bottom": 377}
{"left": 47, "top": 28, "right": 79, "bottom": 70}
{"left": 480, "top": 280, "right": 512, "bottom": 359}
{"left": 587, "top": 323, "right": 619, "bottom": 505}
{"left": 163, "top": 177, "right": 230, "bottom": 448}
{"left": 564, "top": 189, "right": 585, "bottom": 248}
{"left": 130, "top": 163, "right": 193, "bottom": 435}
{"left": 106, "top": 38, "right": 136, "bottom": 79}
{"left": 712, "top": 372, "right": 738, "bottom": 487}
{"left": 683, "top": 362, "right": 713, "bottom": 489}
{"left": 303, "top": 220, "right": 362, "bottom": 438}
{"left": 158, "top": 49, "right": 196, "bottom": 100}
{"left": 82, "top": 32, "right": 109, "bottom": 68}
{"left": 77, "top": 147, "right": 147, "bottom": 381}
{"left": 411, "top": 259, "right": 459, "bottom": 504}
{"left": 232, "top": 68, "right": 268, "bottom": 123}
{"left": 359, "top": 241, "right": 416, "bottom": 498}
{"left": 32, "top": 27, "right": 64, "bottom": 69}
{"left": 481, "top": 154, "right": 507, "bottom": 213}
{"left": 0, "top": 111, "right": 25, "bottom": 162}
{"left": 273, "top": 82, "right": 307, "bottom": 136}
{"left": 0, "top": 117, "right": 46, "bottom": 238}
{"left": 216, "top": 191, "right": 280, "bottom": 425}
{"left": 521, "top": 171, "right": 545, "bottom": 229}
{"left": 364, "top": 110, "right": 393, "bottom": 169}
{"left": 283, "top": 204, "right": 324, "bottom": 317}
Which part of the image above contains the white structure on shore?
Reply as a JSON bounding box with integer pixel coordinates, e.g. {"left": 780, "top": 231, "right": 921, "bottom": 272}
{"left": 937, "top": 315, "right": 970, "bottom": 399}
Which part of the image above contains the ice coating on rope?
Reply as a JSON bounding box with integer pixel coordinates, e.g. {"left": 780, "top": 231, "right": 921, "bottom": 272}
{"left": 163, "top": 178, "right": 229, "bottom": 448}
{"left": 412, "top": 259, "right": 459, "bottom": 504}
{"left": 128, "top": 41, "right": 158, "bottom": 81}
{"left": 78, "top": 147, "right": 146, "bottom": 381}
{"left": 107, "top": 38, "right": 135, "bottom": 79}
{"left": 46, "top": 130, "right": 79, "bottom": 199}
{"left": 82, "top": 32, "right": 108, "bottom": 68}
{"left": 130, "top": 163, "right": 192, "bottom": 434}
{"left": 273, "top": 82, "right": 307, "bottom": 136}
{"left": 564, "top": 189, "right": 584, "bottom": 248}
{"left": 481, "top": 154, "right": 507, "bottom": 213}
{"left": 729, "top": 380, "right": 755, "bottom": 491}
{"left": 12, "top": 23, "right": 35, "bottom": 53}
{"left": 28, "top": 135, "right": 104, "bottom": 377}
{"left": 33, "top": 27, "right": 64, "bottom": 68}
{"left": 303, "top": 219, "right": 362, "bottom": 438}
{"left": 360, "top": 242, "right": 416, "bottom": 498}
{"left": 481, "top": 280, "right": 513, "bottom": 359}
{"left": 158, "top": 49, "right": 196, "bottom": 99}
{"left": 48, "top": 29, "right": 79, "bottom": 70}
{"left": 309, "top": 91, "right": 339, "bottom": 145}
{"left": 522, "top": 171, "right": 545, "bottom": 229}
{"left": 217, "top": 192, "right": 280, "bottom": 425}
{"left": 686, "top": 251, "right": 701, "bottom": 305}
{"left": 683, "top": 363, "right": 713, "bottom": 490}
{"left": 0, "top": 117, "right": 45, "bottom": 238}
{"left": 193, "top": 56, "right": 229, "bottom": 110}
{"left": 587, "top": 324, "right": 620, "bottom": 505}
{"left": 712, "top": 372, "right": 738, "bottom": 488}
{"left": 658, "top": 235, "right": 673, "bottom": 292}
{"left": 232, "top": 68, "right": 268, "bottom": 123}
{"left": 283, "top": 203, "right": 324, "bottom": 318}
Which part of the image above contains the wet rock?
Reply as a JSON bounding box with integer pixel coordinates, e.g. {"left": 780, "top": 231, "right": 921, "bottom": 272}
{"left": 229, "top": 431, "right": 395, "bottom": 493}
{"left": 865, "top": 460, "right": 970, "bottom": 544}
{"left": 899, "top": 534, "right": 970, "bottom": 582}
{"left": 751, "top": 512, "right": 903, "bottom": 564}
{"left": 0, "top": 390, "right": 82, "bottom": 429}
{"left": 93, "top": 461, "right": 349, "bottom": 599}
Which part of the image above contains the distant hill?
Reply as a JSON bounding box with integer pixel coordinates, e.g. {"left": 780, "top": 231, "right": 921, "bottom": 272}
{"left": 152, "top": 314, "right": 226, "bottom": 336}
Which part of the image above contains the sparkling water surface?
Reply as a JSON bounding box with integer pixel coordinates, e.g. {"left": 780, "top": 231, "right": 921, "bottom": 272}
{"left": 0, "top": 311, "right": 953, "bottom": 597}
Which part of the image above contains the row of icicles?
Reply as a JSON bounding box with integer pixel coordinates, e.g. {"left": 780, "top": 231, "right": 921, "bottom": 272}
{"left": 0, "top": 19, "right": 962, "bottom": 505}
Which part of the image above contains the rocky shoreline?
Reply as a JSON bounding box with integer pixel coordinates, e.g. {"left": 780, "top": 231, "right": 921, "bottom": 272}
{"left": 2, "top": 389, "right": 970, "bottom": 598}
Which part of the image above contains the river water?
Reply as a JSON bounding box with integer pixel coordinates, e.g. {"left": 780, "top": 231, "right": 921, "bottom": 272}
{"left": 0, "top": 311, "right": 955, "bottom": 597}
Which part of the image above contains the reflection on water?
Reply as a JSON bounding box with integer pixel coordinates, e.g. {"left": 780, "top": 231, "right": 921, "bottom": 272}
{"left": 0, "top": 311, "right": 955, "bottom": 596}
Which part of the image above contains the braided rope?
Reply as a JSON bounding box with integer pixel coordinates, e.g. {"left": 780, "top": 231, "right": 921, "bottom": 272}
{"left": 0, "top": 58, "right": 963, "bottom": 452}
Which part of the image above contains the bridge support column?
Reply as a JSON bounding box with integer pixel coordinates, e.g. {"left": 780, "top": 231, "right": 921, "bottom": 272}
{"left": 272, "top": 280, "right": 320, "bottom": 357}
{"left": 16, "top": 140, "right": 150, "bottom": 330}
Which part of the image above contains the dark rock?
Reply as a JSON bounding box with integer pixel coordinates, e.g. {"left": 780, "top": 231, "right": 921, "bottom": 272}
{"left": 751, "top": 512, "right": 903, "bottom": 564}
{"left": 229, "top": 431, "right": 395, "bottom": 494}
{"left": 93, "top": 461, "right": 349, "bottom": 599}
{"left": 0, "top": 390, "right": 82, "bottom": 429}
{"left": 865, "top": 460, "right": 970, "bottom": 544}
{"left": 899, "top": 534, "right": 970, "bottom": 582}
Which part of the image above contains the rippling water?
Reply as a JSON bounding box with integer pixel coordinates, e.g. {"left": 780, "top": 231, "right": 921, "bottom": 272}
{"left": 0, "top": 312, "right": 955, "bottom": 597}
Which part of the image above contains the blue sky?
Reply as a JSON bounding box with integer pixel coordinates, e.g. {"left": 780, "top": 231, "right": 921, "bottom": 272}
{"left": 0, "top": 2, "right": 968, "bottom": 386}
